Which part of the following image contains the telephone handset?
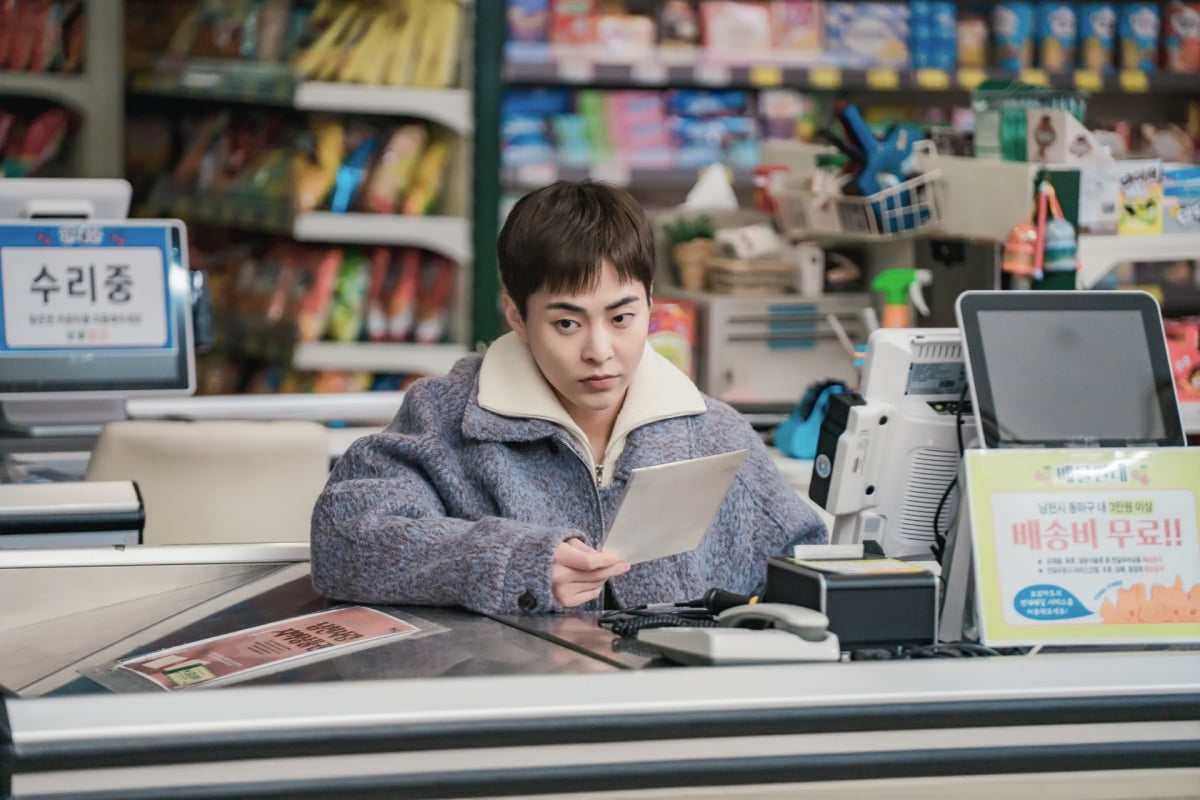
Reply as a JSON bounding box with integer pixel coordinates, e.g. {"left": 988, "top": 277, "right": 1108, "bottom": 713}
{"left": 638, "top": 603, "right": 841, "bottom": 665}
{"left": 717, "top": 603, "right": 830, "bottom": 641}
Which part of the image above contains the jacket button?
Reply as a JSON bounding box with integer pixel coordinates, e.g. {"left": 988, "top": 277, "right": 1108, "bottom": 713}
{"left": 518, "top": 591, "right": 538, "bottom": 611}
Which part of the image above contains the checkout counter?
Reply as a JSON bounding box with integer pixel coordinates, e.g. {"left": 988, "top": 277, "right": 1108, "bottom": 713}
{"left": 2, "top": 543, "right": 1198, "bottom": 799}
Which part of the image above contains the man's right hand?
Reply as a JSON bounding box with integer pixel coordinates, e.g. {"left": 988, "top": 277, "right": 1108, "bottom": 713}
{"left": 551, "top": 538, "right": 630, "bottom": 608}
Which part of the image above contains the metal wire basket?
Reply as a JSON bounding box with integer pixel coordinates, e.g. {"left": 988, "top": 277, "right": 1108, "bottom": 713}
{"left": 771, "top": 140, "right": 945, "bottom": 240}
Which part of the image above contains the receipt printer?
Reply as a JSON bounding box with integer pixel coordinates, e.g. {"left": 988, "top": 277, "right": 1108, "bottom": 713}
{"left": 763, "top": 556, "right": 938, "bottom": 649}
{"left": 0, "top": 481, "right": 144, "bottom": 549}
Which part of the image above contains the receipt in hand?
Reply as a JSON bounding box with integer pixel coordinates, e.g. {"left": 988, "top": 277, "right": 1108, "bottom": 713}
{"left": 601, "top": 449, "right": 748, "bottom": 564}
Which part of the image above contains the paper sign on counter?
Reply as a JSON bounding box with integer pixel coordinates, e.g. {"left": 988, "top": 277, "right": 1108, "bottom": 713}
{"left": 602, "top": 449, "right": 747, "bottom": 564}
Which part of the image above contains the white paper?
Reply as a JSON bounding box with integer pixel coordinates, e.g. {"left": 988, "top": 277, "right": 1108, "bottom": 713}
{"left": 602, "top": 450, "right": 748, "bottom": 564}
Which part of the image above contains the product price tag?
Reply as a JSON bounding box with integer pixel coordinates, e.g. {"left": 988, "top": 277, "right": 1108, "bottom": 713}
{"left": 557, "top": 58, "right": 595, "bottom": 83}
{"left": 1, "top": 246, "right": 168, "bottom": 348}
{"left": 807, "top": 67, "right": 842, "bottom": 90}
{"left": 957, "top": 67, "right": 988, "bottom": 89}
{"left": 866, "top": 68, "right": 900, "bottom": 90}
{"left": 1018, "top": 68, "right": 1050, "bottom": 86}
{"left": 1119, "top": 70, "right": 1150, "bottom": 93}
{"left": 915, "top": 68, "right": 951, "bottom": 90}
{"left": 694, "top": 62, "right": 730, "bottom": 85}
{"left": 749, "top": 65, "right": 783, "bottom": 87}
{"left": 1074, "top": 69, "right": 1104, "bottom": 92}
{"left": 631, "top": 60, "right": 667, "bottom": 84}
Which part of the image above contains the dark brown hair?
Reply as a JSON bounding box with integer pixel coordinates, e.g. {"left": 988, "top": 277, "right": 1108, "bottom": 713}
{"left": 498, "top": 180, "right": 654, "bottom": 317}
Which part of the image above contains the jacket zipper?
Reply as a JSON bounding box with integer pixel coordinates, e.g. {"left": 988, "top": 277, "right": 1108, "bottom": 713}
{"left": 559, "top": 435, "right": 610, "bottom": 610}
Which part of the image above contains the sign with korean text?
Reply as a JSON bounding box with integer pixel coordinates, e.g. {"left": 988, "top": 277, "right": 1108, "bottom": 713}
{"left": 965, "top": 448, "right": 1200, "bottom": 646}
{"left": 0, "top": 223, "right": 174, "bottom": 353}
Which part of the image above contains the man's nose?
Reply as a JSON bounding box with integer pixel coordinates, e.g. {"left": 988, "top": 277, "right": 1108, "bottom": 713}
{"left": 582, "top": 325, "right": 614, "bottom": 362}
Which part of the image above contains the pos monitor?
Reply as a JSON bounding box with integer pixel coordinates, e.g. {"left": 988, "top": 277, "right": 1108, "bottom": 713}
{"left": 0, "top": 220, "right": 195, "bottom": 434}
{"left": 956, "top": 290, "right": 1184, "bottom": 450}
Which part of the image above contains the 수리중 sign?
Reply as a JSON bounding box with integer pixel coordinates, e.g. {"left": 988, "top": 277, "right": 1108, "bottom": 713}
{"left": 965, "top": 448, "right": 1200, "bottom": 646}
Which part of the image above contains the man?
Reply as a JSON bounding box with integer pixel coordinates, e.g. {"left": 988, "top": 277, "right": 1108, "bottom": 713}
{"left": 311, "top": 181, "right": 826, "bottom": 614}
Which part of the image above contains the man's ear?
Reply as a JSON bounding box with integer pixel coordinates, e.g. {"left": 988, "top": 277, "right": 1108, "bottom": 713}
{"left": 501, "top": 294, "right": 527, "bottom": 342}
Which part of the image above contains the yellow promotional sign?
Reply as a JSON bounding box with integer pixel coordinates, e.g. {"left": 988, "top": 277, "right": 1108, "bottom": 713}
{"left": 965, "top": 448, "right": 1200, "bottom": 646}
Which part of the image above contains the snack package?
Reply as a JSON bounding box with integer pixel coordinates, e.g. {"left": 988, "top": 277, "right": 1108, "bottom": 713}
{"left": 414, "top": 254, "right": 456, "bottom": 344}
{"left": 1165, "top": 1, "right": 1200, "bottom": 72}
{"left": 364, "top": 123, "right": 428, "bottom": 214}
{"left": 1078, "top": 3, "right": 1117, "bottom": 71}
{"left": 911, "top": 1, "right": 957, "bottom": 70}
{"left": 701, "top": 0, "right": 773, "bottom": 60}
{"left": 992, "top": 2, "right": 1035, "bottom": 70}
{"left": 660, "top": 0, "right": 700, "bottom": 47}
{"left": 824, "top": 2, "right": 910, "bottom": 68}
{"left": 1119, "top": 2, "right": 1160, "bottom": 72}
{"left": 385, "top": 247, "right": 422, "bottom": 341}
{"left": 363, "top": 247, "right": 394, "bottom": 342}
{"left": 771, "top": 0, "right": 822, "bottom": 62}
{"left": 327, "top": 250, "right": 371, "bottom": 342}
{"left": 1117, "top": 159, "right": 1164, "bottom": 236}
{"left": 648, "top": 298, "right": 698, "bottom": 379}
{"left": 957, "top": 10, "right": 989, "bottom": 68}
{"left": 550, "top": 0, "right": 594, "bottom": 45}
{"left": 296, "top": 248, "right": 342, "bottom": 342}
{"left": 1036, "top": 2, "right": 1076, "bottom": 73}
{"left": 508, "top": 0, "right": 550, "bottom": 42}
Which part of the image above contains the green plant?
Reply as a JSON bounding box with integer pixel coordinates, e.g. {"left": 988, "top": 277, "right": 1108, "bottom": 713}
{"left": 664, "top": 214, "right": 715, "bottom": 244}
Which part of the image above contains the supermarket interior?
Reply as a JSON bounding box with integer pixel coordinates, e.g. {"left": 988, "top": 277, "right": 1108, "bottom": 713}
{"left": 1, "top": 2, "right": 1200, "bottom": 797}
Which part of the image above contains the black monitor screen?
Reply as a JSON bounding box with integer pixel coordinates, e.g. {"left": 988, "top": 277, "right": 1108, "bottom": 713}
{"left": 958, "top": 292, "right": 1184, "bottom": 449}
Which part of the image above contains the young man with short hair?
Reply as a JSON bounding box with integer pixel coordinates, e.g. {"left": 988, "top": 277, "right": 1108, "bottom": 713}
{"left": 310, "top": 181, "right": 826, "bottom": 614}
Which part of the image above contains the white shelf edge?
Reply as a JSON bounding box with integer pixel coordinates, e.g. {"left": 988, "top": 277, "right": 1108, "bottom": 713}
{"left": 292, "top": 342, "right": 469, "bottom": 375}
{"left": 292, "top": 213, "right": 472, "bottom": 263}
{"left": 0, "top": 71, "right": 89, "bottom": 109}
{"left": 127, "top": 392, "right": 406, "bottom": 423}
{"left": 1077, "top": 233, "right": 1200, "bottom": 289}
{"left": 294, "top": 83, "right": 473, "bottom": 133}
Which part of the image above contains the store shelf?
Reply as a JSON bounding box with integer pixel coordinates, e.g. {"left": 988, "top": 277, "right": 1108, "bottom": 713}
{"left": 292, "top": 342, "right": 468, "bottom": 375}
{"left": 502, "top": 163, "right": 754, "bottom": 190}
{"left": 0, "top": 71, "right": 92, "bottom": 108}
{"left": 145, "top": 185, "right": 470, "bottom": 261}
{"left": 1077, "top": 234, "right": 1200, "bottom": 290}
{"left": 293, "top": 212, "right": 471, "bottom": 263}
{"left": 130, "top": 62, "right": 472, "bottom": 133}
{"left": 294, "top": 83, "right": 472, "bottom": 133}
{"left": 506, "top": 53, "right": 1200, "bottom": 95}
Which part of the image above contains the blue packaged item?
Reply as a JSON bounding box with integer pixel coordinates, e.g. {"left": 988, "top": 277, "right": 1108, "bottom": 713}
{"left": 775, "top": 381, "right": 849, "bottom": 460}
{"left": 330, "top": 137, "right": 377, "bottom": 213}
{"left": 1079, "top": 3, "right": 1117, "bottom": 71}
{"left": 1118, "top": 3, "right": 1160, "bottom": 72}
{"left": 1036, "top": 2, "right": 1077, "bottom": 72}
{"left": 993, "top": 2, "right": 1035, "bottom": 70}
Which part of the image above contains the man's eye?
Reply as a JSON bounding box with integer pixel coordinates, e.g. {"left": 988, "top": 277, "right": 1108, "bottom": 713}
{"left": 613, "top": 312, "right": 634, "bottom": 325}
{"left": 554, "top": 319, "right": 579, "bottom": 331}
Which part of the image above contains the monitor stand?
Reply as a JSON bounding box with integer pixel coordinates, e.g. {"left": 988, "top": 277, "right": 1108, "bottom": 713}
{"left": 0, "top": 399, "right": 127, "bottom": 438}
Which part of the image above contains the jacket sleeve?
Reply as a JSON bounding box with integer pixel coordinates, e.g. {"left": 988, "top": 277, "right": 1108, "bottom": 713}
{"left": 309, "top": 383, "right": 574, "bottom": 615}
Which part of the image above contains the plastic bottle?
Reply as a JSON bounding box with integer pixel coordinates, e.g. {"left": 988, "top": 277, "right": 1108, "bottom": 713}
{"left": 871, "top": 268, "right": 932, "bottom": 328}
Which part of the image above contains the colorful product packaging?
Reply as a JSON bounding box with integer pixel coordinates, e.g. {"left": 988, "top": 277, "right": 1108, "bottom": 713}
{"left": 550, "top": 0, "right": 594, "bottom": 45}
{"left": 1165, "top": 1, "right": 1200, "bottom": 72}
{"left": 992, "top": 2, "right": 1035, "bottom": 70}
{"left": 508, "top": 0, "right": 549, "bottom": 43}
{"left": 700, "top": 1, "right": 773, "bottom": 59}
{"left": 911, "top": 1, "right": 957, "bottom": 69}
{"left": 1119, "top": 3, "right": 1161, "bottom": 72}
{"left": 1117, "top": 159, "right": 1165, "bottom": 236}
{"left": 824, "top": 2, "right": 911, "bottom": 68}
{"left": 1036, "top": 2, "right": 1077, "bottom": 73}
{"left": 771, "top": 0, "right": 823, "bottom": 62}
{"left": 1078, "top": 3, "right": 1118, "bottom": 71}
{"left": 957, "top": 10, "right": 990, "bottom": 68}
{"left": 648, "top": 298, "right": 698, "bottom": 380}
{"left": 660, "top": 0, "right": 701, "bottom": 47}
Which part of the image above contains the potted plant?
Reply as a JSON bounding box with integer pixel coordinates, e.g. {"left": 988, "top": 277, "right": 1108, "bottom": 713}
{"left": 664, "top": 214, "right": 716, "bottom": 290}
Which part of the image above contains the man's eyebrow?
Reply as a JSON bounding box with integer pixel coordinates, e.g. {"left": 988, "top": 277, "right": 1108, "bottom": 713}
{"left": 543, "top": 295, "right": 641, "bottom": 313}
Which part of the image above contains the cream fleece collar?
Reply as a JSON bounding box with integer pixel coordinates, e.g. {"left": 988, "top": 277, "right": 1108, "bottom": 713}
{"left": 477, "top": 332, "right": 706, "bottom": 475}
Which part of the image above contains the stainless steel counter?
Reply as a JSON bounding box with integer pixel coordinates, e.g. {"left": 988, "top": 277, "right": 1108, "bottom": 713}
{"left": 2, "top": 547, "right": 1198, "bottom": 799}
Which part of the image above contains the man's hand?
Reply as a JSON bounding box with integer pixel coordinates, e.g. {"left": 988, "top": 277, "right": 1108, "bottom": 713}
{"left": 552, "top": 538, "right": 630, "bottom": 608}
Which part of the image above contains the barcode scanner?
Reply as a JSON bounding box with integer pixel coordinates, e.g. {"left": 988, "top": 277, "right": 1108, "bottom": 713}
{"left": 680, "top": 588, "right": 760, "bottom": 614}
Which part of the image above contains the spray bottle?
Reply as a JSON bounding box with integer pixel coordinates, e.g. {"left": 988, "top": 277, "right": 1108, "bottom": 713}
{"left": 871, "top": 268, "right": 932, "bottom": 328}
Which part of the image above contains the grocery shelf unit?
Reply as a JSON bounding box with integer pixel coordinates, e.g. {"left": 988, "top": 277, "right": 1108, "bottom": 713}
{"left": 127, "top": 17, "right": 478, "bottom": 374}
{"left": 0, "top": 0, "right": 124, "bottom": 178}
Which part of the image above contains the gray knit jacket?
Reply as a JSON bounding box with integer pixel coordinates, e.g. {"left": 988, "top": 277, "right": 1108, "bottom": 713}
{"left": 310, "top": 335, "right": 827, "bottom": 615}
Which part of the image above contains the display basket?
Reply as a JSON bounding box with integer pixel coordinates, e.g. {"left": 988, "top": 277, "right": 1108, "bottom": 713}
{"left": 771, "top": 140, "right": 946, "bottom": 240}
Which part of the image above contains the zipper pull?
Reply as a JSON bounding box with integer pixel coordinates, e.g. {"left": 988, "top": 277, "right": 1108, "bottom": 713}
{"left": 594, "top": 463, "right": 603, "bottom": 488}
